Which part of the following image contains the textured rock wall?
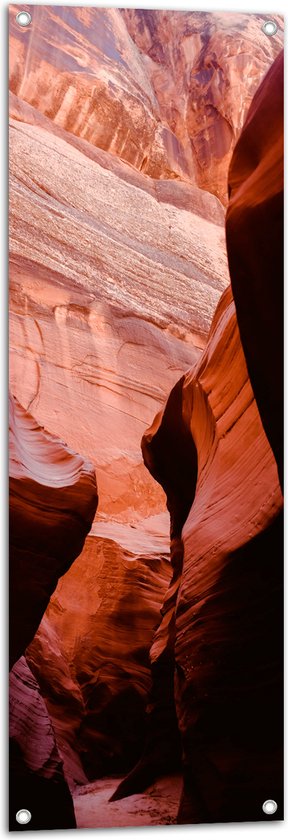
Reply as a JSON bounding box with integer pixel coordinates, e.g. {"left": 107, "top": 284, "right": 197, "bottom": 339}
{"left": 9, "top": 7, "right": 283, "bottom": 822}
{"left": 9, "top": 6, "right": 283, "bottom": 202}
{"left": 10, "top": 94, "right": 228, "bottom": 522}
{"left": 9, "top": 4, "right": 190, "bottom": 181}
{"left": 226, "top": 50, "right": 284, "bottom": 488}
{"left": 9, "top": 394, "right": 97, "bottom": 828}
{"left": 27, "top": 522, "right": 171, "bottom": 785}
{"left": 9, "top": 657, "right": 77, "bottom": 830}
{"left": 9, "top": 393, "right": 97, "bottom": 669}
{"left": 112, "top": 51, "right": 284, "bottom": 822}
{"left": 122, "top": 10, "right": 283, "bottom": 202}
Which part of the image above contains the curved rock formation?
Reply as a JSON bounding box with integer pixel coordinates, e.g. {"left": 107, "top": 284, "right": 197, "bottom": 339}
{"left": 113, "top": 286, "right": 283, "bottom": 819}
{"left": 9, "top": 9, "right": 283, "bottom": 826}
{"left": 10, "top": 657, "right": 76, "bottom": 830}
{"left": 27, "top": 519, "right": 171, "bottom": 785}
{"left": 9, "top": 393, "right": 98, "bottom": 669}
{"left": 226, "top": 49, "right": 284, "bottom": 488}
{"left": 9, "top": 395, "right": 97, "bottom": 829}
{"left": 122, "top": 10, "right": 283, "bottom": 202}
{"left": 9, "top": 99, "right": 228, "bottom": 521}
{"left": 112, "top": 53, "right": 284, "bottom": 822}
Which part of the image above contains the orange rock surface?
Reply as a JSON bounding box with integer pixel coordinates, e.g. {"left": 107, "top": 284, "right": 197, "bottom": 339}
{"left": 226, "top": 50, "right": 284, "bottom": 488}
{"left": 9, "top": 394, "right": 97, "bottom": 829}
{"left": 27, "top": 520, "right": 171, "bottom": 785}
{"left": 10, "top": 94, "right": 228, "bottom": 521}
{"left": 122, "top": 10, "right": 283, "bottom": 202}
{"left": 9, "top": 4, "right": 190, "bottom": 181}
{"left": 9, "top": 7, "right": 283, "bottom": 826}
{"left": 9, "top": 5, "right": 283, "bottom": 202}
{"left": 113, "top": 51, "right": 284, "bottom": 823}
{"left": 9, "top": 393, "right": 97, "bottom": 668}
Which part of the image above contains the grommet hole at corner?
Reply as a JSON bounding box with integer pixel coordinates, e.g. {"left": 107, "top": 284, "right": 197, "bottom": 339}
{"left": 262, "top": 20, "right": 278, "bottom": 36}
{"left": 16, "top": 809, "right": 32, "bottom": 825}
{"left": 15, "top": 11, "right": 32, "bottom": 28}
{"left": 262, "top": 799, "right": 278, "bottom": 815}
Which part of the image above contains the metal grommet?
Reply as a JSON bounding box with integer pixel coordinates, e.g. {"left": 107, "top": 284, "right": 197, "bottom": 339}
{"left": 262, "top": 799, "right": 278, "bottom": 816}
{"left": 262, "top": 20, "right": 278, "bottom": 36}
{"left": 16, "top": 11, "right": 32, "bottom": 27}
{"left": 16, "top": 809, "right": 32, "bottom": 825}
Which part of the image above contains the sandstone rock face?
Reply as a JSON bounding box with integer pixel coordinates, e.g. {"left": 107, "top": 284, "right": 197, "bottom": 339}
{"left": 9, "top": 6, "right": 283, "bottom": 202}
{"left": 113, "top": 287, "right": 283, "bottom": 819}
{"left": 9, "top": 3, "right": 190, "bottom": 182}
{"left": 113, "top": 51, "right": 284, "bottom": 822}
{"left": 122, "top": 10, "right": 283, "bottom": 202}
{"left": 9, "top": 8, "right": 233, "bottom": 798}
{"left": 9, "top": 657, "right": 76, "bottom": 830}
{"left": 9, "top": 95, "right": 228, "bottom": 522}
{"left": 9, "top": 393, "right": 98, "bottom": 669}
{"left": 9, "top": 395, "right": 97, "bottom": 828}
{"left": 27, "top": 521, "right": 171, "bottom": 786}
{"left": 226, "top": 50, "right": 284, "bottom": 488}
{"left": 9, "top": 7, "right": 283, "bottom": 827}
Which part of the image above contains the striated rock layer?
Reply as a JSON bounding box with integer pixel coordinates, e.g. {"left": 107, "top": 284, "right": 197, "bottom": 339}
{"left": 9, "top": 6, "right": 283, "bottom": 201}
{"left": 9, "top": 393, "right": 98, "bottom": 669}
{"left": 27, "top": 518, "right": 171, "bottom": 786}
{"left": 9, "top": 3, "right": 191, "bottom": 182}
{"left": 113, "top": 53, "right": 284, "bottom": 822}
{"left": 9, "top": 657, "right": 76, "bottom": 830}
{"left": 9, "top": 96, "right": 228, "bottom": 522}
{"left": 122, "top": 10, "right": 283, "bottom": 202}
{"left": 9, "top": 8, "right": 283, "bottom": 825}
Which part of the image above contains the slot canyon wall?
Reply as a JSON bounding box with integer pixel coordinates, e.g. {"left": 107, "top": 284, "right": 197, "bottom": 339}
{"left": 112, "top": 49, "right": 284, "bottom": 823}
{"left": 9, "top": 394, "right": 98, "bottom": 828}
{"left": 9, "top": 4, "right": 283, "bottom": 829}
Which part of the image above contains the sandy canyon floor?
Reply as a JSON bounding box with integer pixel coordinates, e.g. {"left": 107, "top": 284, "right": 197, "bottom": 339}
{"left": 74, "top": 776, "right": 182, "bottom": 828}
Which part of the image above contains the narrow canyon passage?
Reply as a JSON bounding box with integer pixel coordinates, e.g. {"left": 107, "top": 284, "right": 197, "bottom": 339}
{"left": 9, "top": 6, "right": 283, "bottom": 830}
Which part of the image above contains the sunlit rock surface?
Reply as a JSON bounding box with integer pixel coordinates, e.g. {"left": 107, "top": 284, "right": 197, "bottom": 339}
{"left": 9, "top": 98, "right": 228, "bottom": 520}
{"left": 10, "top": 5, "right": 283, "bottom": 201}
{"left": 27, "top": 517, "right": 171, "bottom": 786}
{"left": 122, "top": 10, "right": 283, "bottom": 202}
{"left": 9, "top": 3, "right": 190, "bottom": 181}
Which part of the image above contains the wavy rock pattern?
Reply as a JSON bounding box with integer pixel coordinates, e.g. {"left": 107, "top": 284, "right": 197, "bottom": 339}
{"left": 113, "top": 52, "right": 284, "bottom": 823}
{"left": 9, "top": 7, "right": 283, "bottom": 827}
{"left": 126, "top": 289, "right": 283, "bottom": 823}
{"left": 9, "top": 98, "right": 228, "bottom": 520}
{"left": 9, "top": 657, "right": 76, "bottom": 830}
{"left": 27, "top": 520, "right": 171, "bottom": 785}
{"left": 9, "top": 395, "right": 97, "bottom": 827}
{"left": 9, "top": 393, "right": 98, "bottom": 669}
{"left": 226, "top": 50, "right": 284, "bottom": 488}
